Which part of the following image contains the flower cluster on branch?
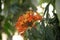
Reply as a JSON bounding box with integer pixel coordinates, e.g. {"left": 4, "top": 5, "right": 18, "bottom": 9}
{"left": 15, "top": 10, "right": 42, "bottom": 35}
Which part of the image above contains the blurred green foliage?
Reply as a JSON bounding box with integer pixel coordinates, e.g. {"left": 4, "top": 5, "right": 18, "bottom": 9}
{"left": 0, "top": 0, "right": 60, "bottom": 40}
{"left": 24, "top": 0, "right": 60, "bottom": 40}
{"left": 0, "top": 0, "right": 37, "bottom": 40}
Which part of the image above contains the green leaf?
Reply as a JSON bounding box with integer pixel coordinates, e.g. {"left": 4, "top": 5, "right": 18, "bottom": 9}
{"left": 0, "top": 32, "right": 2, "bottom": 40}
{"left": 4, "top": 19, "right": 15, "bottom": 36}
{"left": 45, "top": 25, "right": 56, "bottom": 40}
{"left": 39, "top": 0, "right": 50, "bottom": 5}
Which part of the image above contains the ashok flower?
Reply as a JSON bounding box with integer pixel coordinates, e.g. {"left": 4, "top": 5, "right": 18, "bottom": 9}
{"left": 33, "top": 12, "right": 42, "bottom": 21}
{"left": 15, "top": 10, "right": 42, "bottom": 35}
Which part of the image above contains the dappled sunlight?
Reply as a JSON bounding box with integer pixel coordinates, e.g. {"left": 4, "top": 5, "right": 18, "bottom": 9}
{"left": 36, "top": 6, "right": 43, "bottom": 13}
{"left": 41, "top": 3, "right": 54, "bottom": 18}
{"left": 12, "top": 31, "right": 24, "bottom": 40}
{"left": 1, "top": 2, "right": 54, "bottom": 40}
{"left": 0, "top": 0, "right": 59, "bottom": 40}
{"left": 2, "top": 32, "right": 8, "bottom": 40}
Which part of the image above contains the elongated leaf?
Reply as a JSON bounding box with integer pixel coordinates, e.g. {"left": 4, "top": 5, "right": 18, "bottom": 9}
{"left": 45, "top": 25, "right": 55, "bottom": 40}
{"left": 39, "top": 0, "right": 50, "bottom": 4}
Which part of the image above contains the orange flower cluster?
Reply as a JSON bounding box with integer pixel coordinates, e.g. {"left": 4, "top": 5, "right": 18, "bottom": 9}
{"left": 15, "top": 10, "right": 42, "bottom": 35}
